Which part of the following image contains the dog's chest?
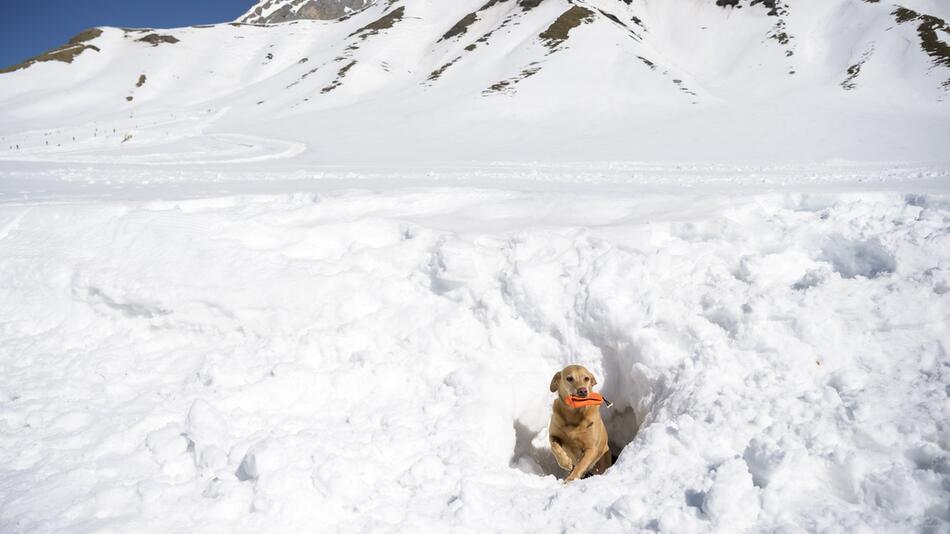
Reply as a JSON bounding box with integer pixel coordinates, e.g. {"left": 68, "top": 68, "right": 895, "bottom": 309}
{"left": 556, "top": 407, "right": 600, "bottom": 432}
{"left": 564, "top": 417, "right": 595, "bottom": 430}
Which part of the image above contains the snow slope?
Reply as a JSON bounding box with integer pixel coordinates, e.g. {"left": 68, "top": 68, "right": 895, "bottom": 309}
{"left": 0, "top": 0, "right": 949, "bottom": 164}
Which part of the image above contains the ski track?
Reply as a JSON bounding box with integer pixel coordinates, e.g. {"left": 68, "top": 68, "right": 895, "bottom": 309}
{"left": 0, "top": 108, "right": 307, "bottom": 166}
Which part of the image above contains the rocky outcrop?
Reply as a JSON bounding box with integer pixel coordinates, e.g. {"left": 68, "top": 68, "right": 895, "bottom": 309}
{"left": 0, "top": 29, "right": 103, "bottom": 74}
{"left": 240, "top": 0, "right": 373, "bottom": 24}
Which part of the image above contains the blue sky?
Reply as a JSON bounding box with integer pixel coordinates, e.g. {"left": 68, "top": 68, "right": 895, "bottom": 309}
{"left": 1, "top": 1, "right": 257, "bottom": 68}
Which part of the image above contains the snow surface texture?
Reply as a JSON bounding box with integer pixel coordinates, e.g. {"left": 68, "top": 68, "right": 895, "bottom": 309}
{"left": 0, "top": 164, "right": 949, "bottom": 533}
{"left": 1, "top": 0, "right": 949, "bottom": 163}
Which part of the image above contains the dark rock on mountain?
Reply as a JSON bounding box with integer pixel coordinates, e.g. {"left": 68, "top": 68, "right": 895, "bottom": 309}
{"left": 241, "top": 0, "right": 373, "bottom": 24}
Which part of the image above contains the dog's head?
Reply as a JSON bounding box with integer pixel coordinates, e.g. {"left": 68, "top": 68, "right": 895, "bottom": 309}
{"left": 550, "top": 365, "right": 598, "bottom": 400}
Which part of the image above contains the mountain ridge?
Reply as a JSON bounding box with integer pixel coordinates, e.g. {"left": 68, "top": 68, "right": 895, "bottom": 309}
{"left": 240, "top": 0, "right": 374, "bottom": 24}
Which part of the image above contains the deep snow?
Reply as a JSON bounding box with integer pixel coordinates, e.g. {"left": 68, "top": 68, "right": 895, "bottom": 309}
{"left": 0, "top": 163, "right": 948, "bottom": 533}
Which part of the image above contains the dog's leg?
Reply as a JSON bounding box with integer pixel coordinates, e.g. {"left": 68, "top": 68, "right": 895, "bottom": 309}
{"left": 550, "top": 437, "right": 575, "bottom": 472}
{"left": 590, "top": 449, "right": 612, "bottom": 475}
{"left": 565, "top": 448, "right": 601, "bottom": 482}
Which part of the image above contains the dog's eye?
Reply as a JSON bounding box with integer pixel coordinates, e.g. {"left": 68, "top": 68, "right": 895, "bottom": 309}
{"left": 584, "top": 377, "right": 590, "bottom": 382}
{"left": 566, "top": 376, "right": 574, "bottom": 382}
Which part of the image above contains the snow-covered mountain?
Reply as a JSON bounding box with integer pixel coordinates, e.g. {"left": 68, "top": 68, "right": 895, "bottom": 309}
{"left": 240, "top": 0, "right": 373, "bottom": 24}
{"left": 0, "top": 0, "right": 948, "bottom": 164}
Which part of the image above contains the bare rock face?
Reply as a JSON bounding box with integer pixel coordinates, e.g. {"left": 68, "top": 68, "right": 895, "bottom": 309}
{"left": 240, "top": 0, "right": 373, "bottom": 24}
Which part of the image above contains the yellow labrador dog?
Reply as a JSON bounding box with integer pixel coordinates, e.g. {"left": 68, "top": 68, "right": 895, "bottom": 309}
{"left": 549, "top": 365, "right": 612, "bottom": 482}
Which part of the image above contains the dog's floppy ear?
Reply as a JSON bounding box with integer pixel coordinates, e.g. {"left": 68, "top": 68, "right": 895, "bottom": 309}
{"left": 549, "top": 372, "right": 561, "bottom": 392}
{"left": 591, "top": 373, "right": 598, "bottom": 387}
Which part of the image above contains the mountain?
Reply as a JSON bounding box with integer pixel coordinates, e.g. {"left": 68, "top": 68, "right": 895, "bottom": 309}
{"left": 240, "top": 0, "right": 374, "bottom": 23}
{"left": 0, "top": 0, "right": 948, "bottom": 164}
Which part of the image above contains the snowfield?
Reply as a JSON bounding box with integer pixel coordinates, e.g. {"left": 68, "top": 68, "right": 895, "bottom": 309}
{"left": 0, "top": 164, "right": 948, "bottom": 533}
{"left": 2, "top": 0, "right": 950, "bottom": 531}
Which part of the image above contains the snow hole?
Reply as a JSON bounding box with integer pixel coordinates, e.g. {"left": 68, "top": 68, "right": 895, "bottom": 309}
{"left": 509, "top": 345, "right": 650, "bottom": 479}
{"left": 820, "top": 234, "right": 896, "bottom": 279}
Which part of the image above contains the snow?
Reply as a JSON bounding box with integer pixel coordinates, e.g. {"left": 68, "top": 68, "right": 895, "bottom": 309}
{"left": 1, "top": 0, "right": 949, "bottom": 532}
{"left": 0, "top": 165, "right": 948, "bottom": 532}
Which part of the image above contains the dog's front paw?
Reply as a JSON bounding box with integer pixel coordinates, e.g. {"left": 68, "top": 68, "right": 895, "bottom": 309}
{"left": 555, "top": 458, "right": 574, "bottom": 472}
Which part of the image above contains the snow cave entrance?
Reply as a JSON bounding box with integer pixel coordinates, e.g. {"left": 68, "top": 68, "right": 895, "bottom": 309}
{"left": 510, "top": 350, "right": 648, "bottom": 479}
{"left": 510, "top": 406, "right": 643, "bottom": 479}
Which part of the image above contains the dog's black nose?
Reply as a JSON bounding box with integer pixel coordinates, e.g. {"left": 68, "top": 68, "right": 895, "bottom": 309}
{"left": 576, "top": 388, "right": 588, "bottom": 397}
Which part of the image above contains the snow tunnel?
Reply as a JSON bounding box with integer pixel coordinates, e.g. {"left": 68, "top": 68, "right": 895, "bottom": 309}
{"left": 509, "top": 340, "right": 657, "bottom": 480}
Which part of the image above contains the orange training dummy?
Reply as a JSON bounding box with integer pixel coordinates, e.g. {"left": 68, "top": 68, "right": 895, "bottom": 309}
{"left": 564, "top": 392, "right": 613, "bottom": 409}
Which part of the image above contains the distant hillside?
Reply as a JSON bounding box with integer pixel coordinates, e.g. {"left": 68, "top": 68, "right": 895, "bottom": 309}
{"left": 0, "top": 0, "right": 948, "bottom": 163}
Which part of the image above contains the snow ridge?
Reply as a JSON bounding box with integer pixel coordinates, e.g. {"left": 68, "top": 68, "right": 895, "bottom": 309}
{"left": 240, "top": 0, "right": 374, "bottom": 24}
